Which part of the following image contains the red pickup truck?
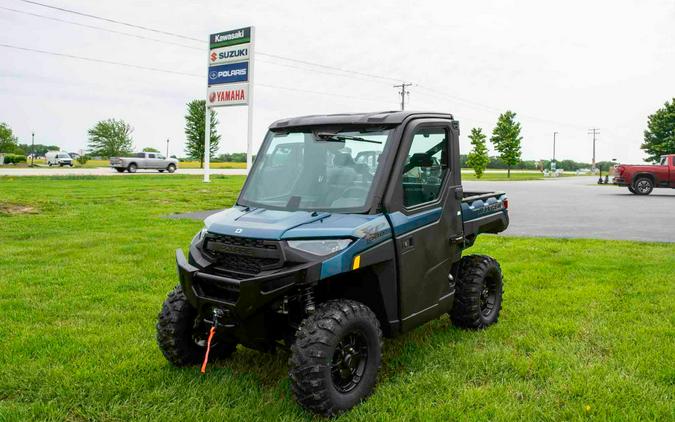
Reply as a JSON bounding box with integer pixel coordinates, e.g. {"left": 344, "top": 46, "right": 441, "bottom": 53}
{"left": 613, "top": 154, "right": 675, "bottom": 195}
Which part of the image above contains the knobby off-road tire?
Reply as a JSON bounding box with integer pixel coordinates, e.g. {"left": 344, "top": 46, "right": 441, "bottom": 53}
{"left": 451, "top": 255, "right": 503, "bottom": 329}
{"left": 156, "top": 285, "right": 236, "bottom": 366}
{"left": 289, "top": 300, "right": 382, "bottom": 417}
{"left": 633, "top": 177, "right": 653, "bottom": 195}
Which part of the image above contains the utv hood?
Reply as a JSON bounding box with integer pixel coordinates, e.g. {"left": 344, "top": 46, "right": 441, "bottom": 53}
{"left": 204, "top": 206, "right": 386, "bottom": 240}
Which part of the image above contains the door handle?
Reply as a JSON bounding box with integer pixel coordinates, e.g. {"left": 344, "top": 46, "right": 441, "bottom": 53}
{"left": 402, "top": 237, "right": 414, "bottom": 250}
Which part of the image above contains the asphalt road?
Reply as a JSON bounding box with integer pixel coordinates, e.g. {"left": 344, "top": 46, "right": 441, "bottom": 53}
{"left": 463, "top": 176, "right": 674, "bottom": 242}
{"left": 169, "top": 176, "right": 674, "bottom": 243}
{"left": 0, "top": 167, "right": 248, "bottom": 176}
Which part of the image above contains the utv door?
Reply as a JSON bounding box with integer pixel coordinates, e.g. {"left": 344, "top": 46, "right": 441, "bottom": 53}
{"left": 383, "top": 119, "right": 463, "bottom": 332}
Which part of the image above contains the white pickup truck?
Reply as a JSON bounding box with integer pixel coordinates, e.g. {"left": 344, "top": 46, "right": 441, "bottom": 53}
{"left": 110, "top": 152, "right": 178, "bottom": 173}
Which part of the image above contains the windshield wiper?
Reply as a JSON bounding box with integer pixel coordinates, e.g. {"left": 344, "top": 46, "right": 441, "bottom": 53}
{"left": 314, "top": 132, "right": 382, "bottom": 144}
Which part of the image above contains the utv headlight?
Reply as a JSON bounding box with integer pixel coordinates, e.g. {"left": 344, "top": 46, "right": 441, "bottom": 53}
{"left": 287, "top": 239, "right": 352, "bottom": 256}
{"left": 192, "top": 228, "right": 207, "bottom": 244}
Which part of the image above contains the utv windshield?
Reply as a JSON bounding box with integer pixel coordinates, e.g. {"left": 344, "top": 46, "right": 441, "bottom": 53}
{"left": 239, "top": 127, "right": 391, "bottom": 211}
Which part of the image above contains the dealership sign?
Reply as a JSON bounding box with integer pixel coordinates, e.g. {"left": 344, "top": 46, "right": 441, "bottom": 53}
{"left": 204, "top": 26, "right": 255, "bottom": 181}
{"left": 206, "top": 26, "right": 253, "bottom": 107}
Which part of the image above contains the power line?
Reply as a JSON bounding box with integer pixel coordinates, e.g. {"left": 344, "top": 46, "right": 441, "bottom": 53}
{"left": 0, "top": 6, "right": 203, "bottom": 50}
{"left": 15, "top": 0, "right": 405, "bottom": 83}
{"left": 0, "top": 43, "right": 393, "bottom": 105}
{"left": 17, "top": 0, "right": 203, "bottom": 42}
{"left": 393, "top": 83, "right": 413, "bottom": 110}
{"left": 2, "top": 5, "right": 395, "bottom": 86}
{"left": 0, "top": 43, "right": 203, "bottom": 78}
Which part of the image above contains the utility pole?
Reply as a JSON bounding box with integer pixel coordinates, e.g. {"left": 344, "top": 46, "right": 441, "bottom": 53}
{"left": 588, "top": 128, "right": 600, "bottom": 171}
{"left": 553, "top": 131, "right": 558, "bottom": 162}
{"left": 393, "top": 83, "right": 413, "bottom": 110}
{"left": 30, "top": 132, "right": 35, "bottom": 167}
{"left": 166, "top": 138, "right": 169, "bottom": 157}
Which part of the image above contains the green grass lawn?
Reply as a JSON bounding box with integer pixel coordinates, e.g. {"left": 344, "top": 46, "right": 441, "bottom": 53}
{"left": 0, "top": 176, "right": 673, "bottom": 421}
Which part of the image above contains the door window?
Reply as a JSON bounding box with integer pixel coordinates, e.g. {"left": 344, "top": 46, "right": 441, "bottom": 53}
{"left": 148, "top": 153, "right": 156, "bottom": 159}
{"left": 401, "top": 128, "right": 449, "bottom": 207}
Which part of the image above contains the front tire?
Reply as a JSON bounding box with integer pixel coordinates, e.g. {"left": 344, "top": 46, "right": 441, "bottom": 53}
{"left": 156, "top": 285, "right": 236, "bottom": 366}
{"left": 633, "top": 177, "right": 653, "bottom": 195}
{"left": 167, "top": 164, "right": 176, "bottom": 173}
{"left": 127, "top": 163, "right": 137, "bottom": 173}
{"left": 290, "top": 300, "right": 382, "bottom": 417}
{"left": 451, "top": 255, "right": 503, "bottom": 329}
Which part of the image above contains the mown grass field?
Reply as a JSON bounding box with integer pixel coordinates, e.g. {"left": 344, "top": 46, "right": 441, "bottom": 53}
{"left": 0, "top": 176, "right": 673, "bottom": 421}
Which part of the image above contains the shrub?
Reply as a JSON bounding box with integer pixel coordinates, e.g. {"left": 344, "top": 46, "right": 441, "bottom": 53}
{"left": 2, "top": 154, "right": 26, "bottom": 164}
{"left": 76, "top": 155, "right": 90, "bottom": 165}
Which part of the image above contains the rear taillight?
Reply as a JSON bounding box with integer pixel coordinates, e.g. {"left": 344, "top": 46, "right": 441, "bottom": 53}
{"left": 503, "top": 198, "right": 509, "bottom": 209}
{"left": 617, "top": 165, "right": 625, "bottom": 175}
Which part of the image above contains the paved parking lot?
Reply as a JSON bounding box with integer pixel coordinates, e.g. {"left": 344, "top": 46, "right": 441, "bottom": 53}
{"left": 463, "top": 176, "right": 674, "bottom": 242}
{"left": 168, "top": 176, "right": 674, "bottom": 243}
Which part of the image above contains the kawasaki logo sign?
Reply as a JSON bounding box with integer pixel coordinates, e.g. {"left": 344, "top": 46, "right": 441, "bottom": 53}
{"left": 209, "top": 27, "right": 251, "bottom": 49}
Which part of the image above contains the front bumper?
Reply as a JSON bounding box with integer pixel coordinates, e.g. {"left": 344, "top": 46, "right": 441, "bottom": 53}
{"left": 176, "top": 248, "right": 321, "bottom": 319}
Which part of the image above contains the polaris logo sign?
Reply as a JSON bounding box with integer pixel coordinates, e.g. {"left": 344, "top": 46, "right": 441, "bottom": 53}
{"left": 209, "top": 44, "right": 250, "bottom": 65}
{"left": 208, "top": 62, "right": 248, "bottom": 85}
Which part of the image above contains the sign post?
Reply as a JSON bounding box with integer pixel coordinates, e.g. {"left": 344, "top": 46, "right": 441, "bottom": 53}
{"left": 204, "top": 26, "right": 254, "bottom": 182}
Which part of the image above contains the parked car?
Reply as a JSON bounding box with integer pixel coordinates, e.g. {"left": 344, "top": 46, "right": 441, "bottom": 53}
{"left": 613, "top": 154, "right": 675, "bottom": 195}
{"left": 156, "top": 111, "right": 510, "bottom": 416}
{"left": 45, "top": 151, "right": 73, "bottom": 167}
{"left": 109, "top": 152, "right": 178, "bottom": 173}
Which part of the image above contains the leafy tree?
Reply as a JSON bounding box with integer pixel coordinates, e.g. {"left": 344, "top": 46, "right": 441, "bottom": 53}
{"left": 466, "top": 128, "right": 489, "bottom": 178}
{"left": 0, "top": 122, "right": 19, "bottom": 153}
{"left": 490, "top": 111, "right": 523, "bottom": 177}
{"left": 184, "top": 100, "right": 220, "bottom": 168}
{"left": 76, "top": 155, "right": 90, "bottom": 166}
{"left": 641, "top": 98, "right": 675, "bottom": 163}
{"left": 87, "top": 119, "right": 133, "bottom": 158}
{"left": 142, "top": 147, "right": 160, "bottom": 153}
{"left": 18, "top": 144, "right": 60, "bottom": 156}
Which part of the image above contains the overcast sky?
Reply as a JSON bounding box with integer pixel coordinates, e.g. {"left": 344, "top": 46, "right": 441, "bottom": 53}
{"left": 1, "top": 0, "right": 674, "bottom": 163}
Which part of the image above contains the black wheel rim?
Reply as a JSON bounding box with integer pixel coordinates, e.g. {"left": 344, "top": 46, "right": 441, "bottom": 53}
{"left": 636, "top": 180, "right": 650, "bottom": 193}
{"left": 479, "top": 272, "right": 499, "bottom": 317}
{"left": 331, "top": 331, "right": 368, "bottom": 393}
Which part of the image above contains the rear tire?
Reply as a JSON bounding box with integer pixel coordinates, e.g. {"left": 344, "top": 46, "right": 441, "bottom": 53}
{"left": 290, "top": 300, "right": 382, "bottom": 417}
{"left": 633, "top": 177, "right": 653, "bottom": 195}
{"left": 158, "top": 169, "right": 165, "bottom": 173}
{"left": 115, "top": 168, "right": 125, "bottom": 173}
{"left": 156, "top": 285, "right": 236, "bottom": 366}
{"left": 628, "top": 185, "right": 636, "bottom": 194}
{"left": 167, "top": 164, "right": 176, "bottom": 173}
{"left": 127, "top": 163, "right": 137, "bottom": 173}
{"left": 451, "top": 255, "right": 503, "bottom": 329}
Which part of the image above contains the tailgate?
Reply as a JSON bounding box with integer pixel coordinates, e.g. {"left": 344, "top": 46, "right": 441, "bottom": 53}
{"left": 461, "top": 191, "right": 509, "bottom": 240}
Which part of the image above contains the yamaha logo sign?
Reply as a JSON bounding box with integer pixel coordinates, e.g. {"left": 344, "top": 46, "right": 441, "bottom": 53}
{"left": 207, "top": 83, "right": 248, "bottom": 107}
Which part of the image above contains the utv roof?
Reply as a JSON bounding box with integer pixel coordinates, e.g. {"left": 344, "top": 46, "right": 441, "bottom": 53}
{"left": 269, "top": 111, "right": 455, "bottom": 129}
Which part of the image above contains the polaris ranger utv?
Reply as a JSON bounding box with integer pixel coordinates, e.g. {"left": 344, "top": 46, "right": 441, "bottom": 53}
{"left": 157, "top": 111, "right": 509, "bottom": 416}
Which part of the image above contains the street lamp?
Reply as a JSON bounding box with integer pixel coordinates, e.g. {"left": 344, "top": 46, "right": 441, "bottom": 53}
{"left": 551, "top": 131, "right": 558, "bottom": 171}
{"left": 166, "top": 138, "right": 169, "bottom": 157}
{"left": 31, "top": 132, "right": 35, "bottom": 167}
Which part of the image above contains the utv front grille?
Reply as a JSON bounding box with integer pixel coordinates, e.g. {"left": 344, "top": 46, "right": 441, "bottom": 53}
{"left": 202, "top": 233, "right": 283, "bottom": 277}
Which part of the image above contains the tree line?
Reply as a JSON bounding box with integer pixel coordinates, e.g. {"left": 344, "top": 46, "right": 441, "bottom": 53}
{"left": 2, "top": 98, "right": 673, "bottom": 167}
